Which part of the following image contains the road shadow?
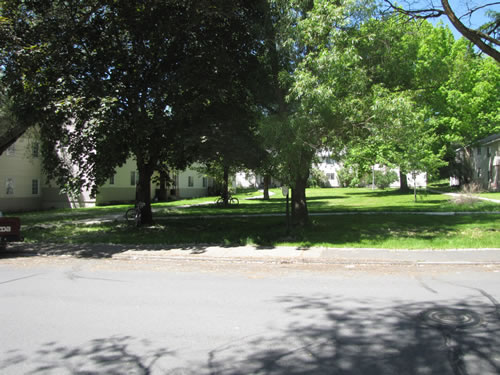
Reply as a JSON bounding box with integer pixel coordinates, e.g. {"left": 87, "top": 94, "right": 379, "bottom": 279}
{"left": 206, "top": 295, "right": 500, "bottom": 375}
{"left": 0, "top": 335, "right": 175, "bottom": 374}
{"left": 0, "top": 242, "right": 214, "bottom": 259}
{"left": 2, "top": 294, "right": 498, "bottom": 374}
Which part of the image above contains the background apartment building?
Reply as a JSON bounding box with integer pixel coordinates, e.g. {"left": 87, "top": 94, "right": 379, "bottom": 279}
{"left": 1, "top": 135, "right": 213, "bottom": 212}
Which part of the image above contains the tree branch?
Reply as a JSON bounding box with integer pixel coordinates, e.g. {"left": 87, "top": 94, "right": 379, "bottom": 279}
{"left": 441, "top": 0, "right": 500, "bottom": 61}
{"left": 0, "top": 122, "right": 30, "bottom": 155}
{"left": 384, "top": 0, "right": 500, "bottom": 63}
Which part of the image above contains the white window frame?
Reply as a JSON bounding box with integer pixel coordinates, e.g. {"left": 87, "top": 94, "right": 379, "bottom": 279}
{"left": 6, "top": 177, "right": 14, "bottom": 195}
{"left": 130, "top": 171, "right": 137, "bottom": 186}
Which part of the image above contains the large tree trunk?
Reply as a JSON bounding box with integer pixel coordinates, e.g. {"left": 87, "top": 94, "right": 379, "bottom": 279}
{"left": 136, "top": 159, "right": 154, "bottom": 225}
{"left": 263, "top": 174, "right": 271, "bottom": 200}
{"left": 291, "top": 173, "right": 309, "bottom": 226}
{"left": 399, "top": 170, "right": 409, "bottom": 193}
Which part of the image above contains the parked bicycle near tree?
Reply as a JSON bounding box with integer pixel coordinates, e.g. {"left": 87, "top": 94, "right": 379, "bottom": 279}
{"left": 215, "top": 192, "right": 239, "bottom": 206}
{"left": 125, "top": 201, "right": 145, "bottom": 227}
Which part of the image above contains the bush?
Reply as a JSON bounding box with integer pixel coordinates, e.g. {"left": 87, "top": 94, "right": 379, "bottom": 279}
{"left": 337, "top": 166, "right": 358, "bottom": 187}
{"left": 338, "top": 166, "right": 398, "bottom": 189}
{"left": 373, "top": 170, "right": 398, "bottom": 189}
{"left": 308, "top": 168, "right": 329, "bottom": 188}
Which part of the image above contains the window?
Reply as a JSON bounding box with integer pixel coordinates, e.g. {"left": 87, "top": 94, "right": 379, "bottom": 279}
{"left": 477, "top": 147, "right": 481, "bottom": 155}
{"left": 487, "top": 147, "right": 491, "bottom": 157}
{"left": 130, "top": 171, "right": 137, "bottom": 186}
{"left": 32, "top": 143, "right": 39, "bottom": 158}
{"left": 326, "top": 173, "right": 335, "bottom": 180}
{"left": 188, "top": 176, "right": 194, "bottom": 187}
{"left": 32, "top": 179, "right": 39, "bottom": 195}
{"left": 202, "top": 177, "right": 208, "bottom": 188}
{"left": 6, "top": 178, "right": 14, "bottom": 195}
{"left": 109, "top": 175, "right": 115, "bottom": 185}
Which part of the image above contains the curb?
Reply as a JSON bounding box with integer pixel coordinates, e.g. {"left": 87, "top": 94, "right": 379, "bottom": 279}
{"left": 109, "top": 253, "right": 500, "bottom": 266}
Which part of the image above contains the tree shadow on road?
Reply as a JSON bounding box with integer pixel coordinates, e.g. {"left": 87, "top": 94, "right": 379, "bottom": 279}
{"left": 206, "top": 295, "right": 500, "bottom": 375}
{"left": 1, "top": 294, "right": 499, "bottom": 374}
{"left": 1, "top": 335, "right": 175, "bottom": 374}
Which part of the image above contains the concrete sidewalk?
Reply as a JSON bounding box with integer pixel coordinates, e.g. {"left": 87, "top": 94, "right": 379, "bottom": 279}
{"left": 9, "top": 242, "right": 498, "bottom": 265}
{"left": 111, "top": 245, "right": 500, "bottom": 265}
{"left": 4, "top": 243, "right": 500, "bottom": 265}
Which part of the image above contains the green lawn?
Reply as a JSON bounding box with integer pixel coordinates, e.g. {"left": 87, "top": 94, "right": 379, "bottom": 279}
{"left": 154, "top": 187, "right": 499, "bottom": 217}
{"left": 478, "top": 192, "right": 500, "bottom": 200}
{"left": 14, "top": 187, "right": 500, "bottom": 249}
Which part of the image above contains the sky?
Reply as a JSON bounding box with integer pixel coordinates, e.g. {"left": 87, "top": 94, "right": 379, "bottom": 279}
{"left": 402, "top": 0, "right": 500, "bottom": 40}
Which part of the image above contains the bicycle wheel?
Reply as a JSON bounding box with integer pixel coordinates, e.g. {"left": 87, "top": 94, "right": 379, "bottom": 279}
{"left": 216, "top": 197, "right": 224, "bottom": 206}
{"left": 125, "top": 208, "right": 136, "bottom": 224}
{"left": 230, "top": 197, "right": 239, "bottom": 205}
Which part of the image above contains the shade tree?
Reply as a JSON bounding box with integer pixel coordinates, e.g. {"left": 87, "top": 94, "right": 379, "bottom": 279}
{"left": 383, "top": 0, "right": 500, "bottom": 62}
{"left": 1, "top": 0, "right": 266, "bottom": 224}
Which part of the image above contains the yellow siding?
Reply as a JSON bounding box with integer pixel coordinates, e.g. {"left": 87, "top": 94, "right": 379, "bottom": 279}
{"left": 0, "top": 136, "right": 42, "bottom": 211}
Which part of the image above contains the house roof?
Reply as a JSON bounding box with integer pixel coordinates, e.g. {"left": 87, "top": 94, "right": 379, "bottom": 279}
{"left": 478, "top": 133, "right": 500, "bottom": 146}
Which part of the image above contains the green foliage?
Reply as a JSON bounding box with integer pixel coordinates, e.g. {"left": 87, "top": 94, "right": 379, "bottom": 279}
{"left": 337, "top": 166, "right": 362, "bottom": 188}
{"left": 307, "top": 168, "right": 329, "bottom": 188}
{"left": 337, "top": 165, "right": 398, "bottom": 189}
{"left": 1, "top": 0, "right": 267, "bottom": 223}
{"left": 373, "top": 169, "right": 398, "bottom": 189}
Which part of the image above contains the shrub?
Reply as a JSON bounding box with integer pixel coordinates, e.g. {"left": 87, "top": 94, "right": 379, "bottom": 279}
{"left": 337, "top": 166, "right": 360, "bottom": 187}
{"left": 373, "top": 170, "right": 398, "bottom": 189}
{"left": 308, "top": 168, "right": 329, "bottom": 188}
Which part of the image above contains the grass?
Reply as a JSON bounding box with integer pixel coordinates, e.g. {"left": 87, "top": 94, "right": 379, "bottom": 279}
{"left": 478, "top": 192, "right": 500, "bottom": 200}
{"left": 12, "top": 187, "right": 500, "bottom": 249}
{"left": 23, "top": 214, "right": 500, "bottom": 250}
{"left": 153, "top": 188, "right": 499, "bottom": 217}
{"left": 428, "top": 180, "right": 500, "bottom": 200}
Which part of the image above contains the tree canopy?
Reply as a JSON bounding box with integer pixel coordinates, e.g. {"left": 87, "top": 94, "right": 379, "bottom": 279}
{"left": 1, "top": 0, "right": 266, "bottom": 223}
{"left": 384, "top": 0, "right": 500, "bottom": 62}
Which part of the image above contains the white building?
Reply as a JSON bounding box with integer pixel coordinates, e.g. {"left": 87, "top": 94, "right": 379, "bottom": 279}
{"left": 0, "top": 134, "right": 213, "bottom": 212}
{"left": 314, "top": 152, "right": 427, "bottom": 188}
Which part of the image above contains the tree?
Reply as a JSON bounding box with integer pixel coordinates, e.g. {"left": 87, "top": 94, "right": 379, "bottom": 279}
{"left": 196, "top": 114, "right": 263, "bottom": 207}
{"left": 0, "top": 81, "right": 30, "bottom": 154}
{"left": 1, "top": 0, "right": 266, "bottom": 224}
{"left": 348, "top": 14, "right": 498, "bottom": 188}
{"left": 384, "top": 0, "right": 500, "bottom": 62}
{"left": 370, "top": 87, "right": 447, "bottom": 200}
{"left": 258, "top": 0, "right": 376, "bottom": 226}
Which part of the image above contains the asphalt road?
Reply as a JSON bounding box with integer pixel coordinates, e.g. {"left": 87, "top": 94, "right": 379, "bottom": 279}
{"left": 1, "top": 256, "right": 499, "bottom": 375}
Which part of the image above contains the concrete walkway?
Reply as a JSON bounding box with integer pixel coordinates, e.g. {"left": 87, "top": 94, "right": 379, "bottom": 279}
{"left": 428, "top": 189, "right": 500, "bottom": 203}
{"left": 112, "top": 245, "right": 500, "bottom": 265}
{"left": 5, "top": 243, "right": 500, "bottom": 266}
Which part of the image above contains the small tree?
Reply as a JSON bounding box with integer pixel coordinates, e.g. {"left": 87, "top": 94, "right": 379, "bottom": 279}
{"left": 371, "top": 88, "right": 447, "bottom": 201}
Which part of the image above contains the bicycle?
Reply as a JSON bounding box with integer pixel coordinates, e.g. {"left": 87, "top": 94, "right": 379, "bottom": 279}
{"left": 125, "top": 201, "right": 145, "bottom": 226}
{"left": 215, "top": 193, "right": 239, "bottom": 206}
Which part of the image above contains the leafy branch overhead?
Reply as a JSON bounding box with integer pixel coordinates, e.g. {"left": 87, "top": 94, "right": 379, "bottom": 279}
{"left": 384, "top": 0, "right": 500, "bottom": 62}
